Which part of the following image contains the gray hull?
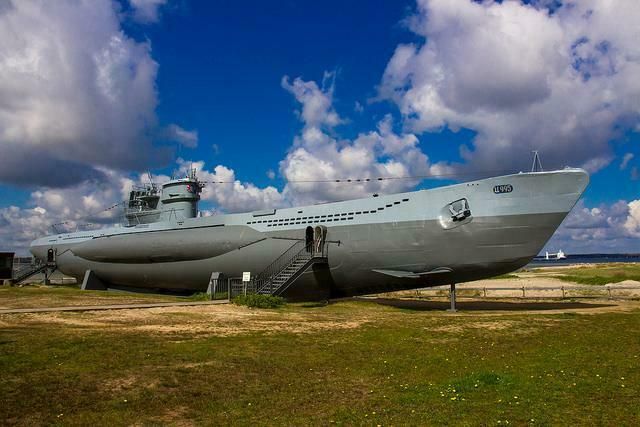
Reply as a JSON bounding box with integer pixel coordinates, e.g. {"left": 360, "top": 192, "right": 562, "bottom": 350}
{"left": 30, "top": 169, "right": 589, "bottom": 299}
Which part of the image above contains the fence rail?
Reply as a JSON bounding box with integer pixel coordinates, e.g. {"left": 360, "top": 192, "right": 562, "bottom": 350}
{"left": 395, "top": 285, "right": 640, "bottom": 300}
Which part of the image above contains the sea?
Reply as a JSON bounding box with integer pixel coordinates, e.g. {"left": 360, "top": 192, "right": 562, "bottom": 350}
{"left": 528, "top": 254, "right": 640, "bottom": 267}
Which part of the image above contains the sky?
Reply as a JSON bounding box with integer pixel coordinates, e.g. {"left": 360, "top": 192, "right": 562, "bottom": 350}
{"left": 0, "top": 0, "right": 639, "bottom": 255}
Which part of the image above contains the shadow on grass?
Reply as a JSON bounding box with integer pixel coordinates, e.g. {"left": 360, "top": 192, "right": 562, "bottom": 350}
{"left": 362, "top": 297, "right": 614, "bottom": 311}
{"left": 299, "top": 302, "right": 328, "bottom": 308}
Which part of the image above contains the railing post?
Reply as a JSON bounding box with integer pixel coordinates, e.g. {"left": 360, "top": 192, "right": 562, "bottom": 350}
{"left": 448, "top": 283, "right": 457, "bottom": 312}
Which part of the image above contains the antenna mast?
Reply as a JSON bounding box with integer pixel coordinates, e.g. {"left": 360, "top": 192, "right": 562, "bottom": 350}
{"left": 531, "top": 151, "right": 543, "bottom": 172}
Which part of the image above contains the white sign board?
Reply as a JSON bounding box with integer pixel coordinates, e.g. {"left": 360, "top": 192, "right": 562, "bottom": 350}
{"left": 242, "top": 271, "right": 251, "bottom": 282}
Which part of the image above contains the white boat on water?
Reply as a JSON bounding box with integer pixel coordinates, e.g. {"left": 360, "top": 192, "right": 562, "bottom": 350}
{"left": 545, "top": 249, "right": 567, "bottom": 260}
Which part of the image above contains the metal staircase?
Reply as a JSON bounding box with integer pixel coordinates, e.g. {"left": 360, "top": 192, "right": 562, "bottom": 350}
{"left": 253, "top": 240, "right": 328, "bottom": 296}
{"left": 11, "top": 264, "right": 47, "bottom": 285}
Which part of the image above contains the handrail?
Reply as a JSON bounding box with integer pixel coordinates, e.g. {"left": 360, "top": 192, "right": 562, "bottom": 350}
{"left": 254, "top": 240, "right": 330, "bottom": 294}
{"left": 254, "top": 240, "right": 308, "bottom": 292}
{"left": 12, "top": 264, "right": 47, "bottom": 283}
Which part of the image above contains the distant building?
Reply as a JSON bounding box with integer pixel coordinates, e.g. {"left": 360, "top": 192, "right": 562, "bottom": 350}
{"left": 0, "top": 252, "right": 15, "bottom": 280}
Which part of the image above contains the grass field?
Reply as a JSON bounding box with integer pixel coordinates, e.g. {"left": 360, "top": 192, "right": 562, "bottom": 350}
{"left": 1, "top": 287, "right": 639, "bottom": 425}
{"left": 543, "top": 263, "right": 640, "bottom": 285}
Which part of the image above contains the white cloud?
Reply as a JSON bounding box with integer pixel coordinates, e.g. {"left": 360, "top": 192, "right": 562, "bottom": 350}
{"left": 0, "top": 167, "right": 135, "bottom": 253}
{"left": 279, "top": 75, "right": 452, "bottom": 205}
{"left": 174, "top": 159, "right": 285, "bottom": 214}
{"left": 129, "top": 0, "right": 167, "bottom": 23}
{"left": 0, "top": 206, "right": 52, "bottom": 254}
{"left": 620, "top": 152, "right": 634, "bottom": 170}
{"left": 164, "top": 124, "right": 198, "bottom": 148}
{"left": 624, "top": 200, "right": 640, "bottom": 238}
{"left": 545, "top": 199, "right": 640, "bottom": 253}
{"left": 379, "top": 0, "right": 640, "bottom": 174}
{"left": 281, "top": 72, "right": 343, "bottom": 129}
{"left": 0, "top": 0, "right": 189, "bottom": 187}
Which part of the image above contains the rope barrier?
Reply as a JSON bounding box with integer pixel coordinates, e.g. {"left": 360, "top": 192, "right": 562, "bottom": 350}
{"left": 46, "top": 166, "right": 547, "bottom": 231}
{"left": 191, "top": 168, "right": 522, "bottom": 185}
{"left": 50, "top": 200, "right": 128, "bottom": 232}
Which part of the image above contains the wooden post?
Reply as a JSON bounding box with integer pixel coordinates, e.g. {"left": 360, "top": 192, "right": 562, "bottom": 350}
{"left": 522, "top": 286, "right": 525, "bottom": 298}
{"left": 561, "top": 286, "right": 565, "bottom": 299}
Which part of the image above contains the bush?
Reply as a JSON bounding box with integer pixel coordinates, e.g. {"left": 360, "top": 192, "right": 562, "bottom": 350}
{"left": 189, "top": 292, "right": 211, "bottom": 301}
{"left": 232, "top": 294, "right": 286, "bottom": 308}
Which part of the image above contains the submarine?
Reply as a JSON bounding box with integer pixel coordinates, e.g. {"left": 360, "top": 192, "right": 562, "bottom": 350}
{"left": 30, "top": 167, "right": 589, "bottom": 300}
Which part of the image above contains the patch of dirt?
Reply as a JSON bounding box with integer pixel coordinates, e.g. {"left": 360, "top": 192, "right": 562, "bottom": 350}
{"left": 431, "top": 320, "right": 519, "bottom": 333}
{"left": 608, "top": 280, "right": 640, "bottom": 287}
{"left": 0, "top": 304, "right": 370, "bottom": 337}
{"left": 103, "top": 375, "right": 139, "bottom": 392}
{"left": 142, "top": 405, "right": 194, "bottom": 427}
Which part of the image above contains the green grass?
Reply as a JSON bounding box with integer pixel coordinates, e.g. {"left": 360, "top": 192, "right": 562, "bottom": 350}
{"left": 1, "top": 295, "right": 639, "bottom": 425}
{"left": 550, "top": 264, "right": 640, "bottom": 285}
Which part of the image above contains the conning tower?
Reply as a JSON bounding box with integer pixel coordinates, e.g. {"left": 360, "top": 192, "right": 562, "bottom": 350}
{"left": 159, "top": 169, "right": 204, "bottom": 221}
{"left": 124, "top": 169, "right": 204, "bottom": 226}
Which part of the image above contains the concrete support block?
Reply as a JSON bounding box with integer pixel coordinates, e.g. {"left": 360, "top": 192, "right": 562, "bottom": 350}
{"left": 81, "top": 270, "right": 108, "bottom": 291}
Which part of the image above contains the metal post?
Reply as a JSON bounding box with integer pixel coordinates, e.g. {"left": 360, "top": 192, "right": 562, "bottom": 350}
{"left": 448, "top": 283, "right": 457, "bottom": 312}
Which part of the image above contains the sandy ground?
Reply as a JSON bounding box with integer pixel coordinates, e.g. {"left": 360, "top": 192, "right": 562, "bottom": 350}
{"left": 1, "top": 298, "right": 638, "bottom": 341}
{"left": 0, "top": 303, "right": 371, "bottom": 338}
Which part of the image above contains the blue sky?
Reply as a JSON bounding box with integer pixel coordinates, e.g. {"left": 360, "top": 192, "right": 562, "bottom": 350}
{"left": 141, "top": 0, "right": 638, "bottom": 202}
{"left": 130, "top": 0, "right": 424, "bottom": 188}
{"left": 0, "top": 0, "right": 639, "bottom": 253}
